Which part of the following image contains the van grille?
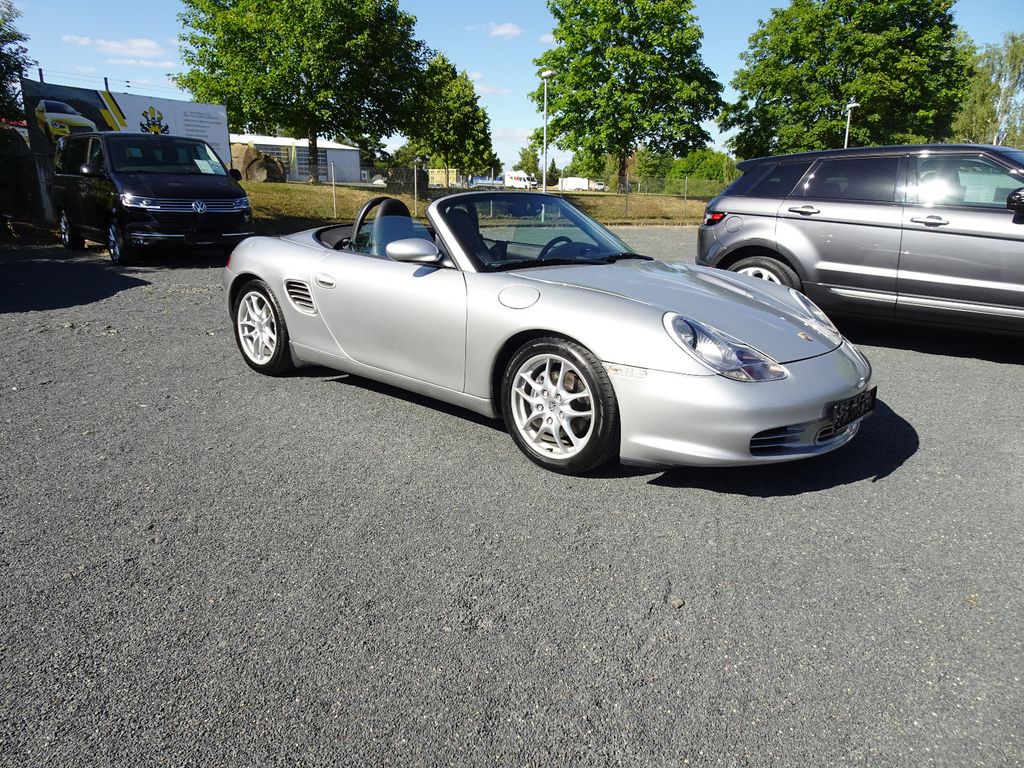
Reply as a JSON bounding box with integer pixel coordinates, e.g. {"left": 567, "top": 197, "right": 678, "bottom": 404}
{"left": 137, "top": 198, "right": 241, "bottom": 213}
{"left": 285, "top": 280, "right": 316, "bottom": 314}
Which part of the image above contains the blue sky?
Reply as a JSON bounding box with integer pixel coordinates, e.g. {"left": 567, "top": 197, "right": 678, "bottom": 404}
{"left": 14, "top": 0, "right": 1021, "bottom": 170}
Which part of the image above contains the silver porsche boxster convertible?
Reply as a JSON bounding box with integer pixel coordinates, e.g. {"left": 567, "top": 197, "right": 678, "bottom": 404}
{"left": 223, "top": 191, "right": 875, "bottom": 474}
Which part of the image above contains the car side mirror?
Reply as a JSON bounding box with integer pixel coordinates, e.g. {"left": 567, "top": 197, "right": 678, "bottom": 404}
{"left": 1007, "top": 187, "right": 1024, "bottom": 212}
{"left": 79, "top": 163, "right": 105, "bottom": 178}
{"left": 385, "top": 237, "right": 442, "bottom": 264}
{"left": 229, "top": 168, "right": 242, "bottom": 181}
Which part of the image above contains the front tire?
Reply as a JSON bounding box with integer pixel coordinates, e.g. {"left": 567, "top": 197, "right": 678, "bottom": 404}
{"left": 729, "top": 255, "right": 802, "bottom": 290}
{"left": 232, "top": 280, "right": 294, "bottom": 376}
{"left": 58, "top": 210, "right": 84, "bottom": 249}
{"left": 107, "top": 221, "right": 137, "bottom": 265}
{"left": 501, "top": 337, "right": 619, "bottom": 474}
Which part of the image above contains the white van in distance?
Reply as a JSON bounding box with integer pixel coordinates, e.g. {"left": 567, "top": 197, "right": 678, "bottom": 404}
{"left": 504, "top": 171, "right": 538, "bottom": 189}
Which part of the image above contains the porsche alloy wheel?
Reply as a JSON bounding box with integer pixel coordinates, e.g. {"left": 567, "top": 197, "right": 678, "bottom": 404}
{"left": 502, "top": 338, "right": 619, "bottom": 474}
{"left": 233, "top": 280, "right": 294, "bottom": 375}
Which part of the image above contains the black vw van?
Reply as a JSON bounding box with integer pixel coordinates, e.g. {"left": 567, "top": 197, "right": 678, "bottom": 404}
{"left": 52, "top": 132, "right": 254, "bottom": 264}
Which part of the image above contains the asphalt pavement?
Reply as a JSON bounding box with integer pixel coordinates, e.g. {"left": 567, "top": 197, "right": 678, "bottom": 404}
{"left": 1, "top": 232, "right": 1022, "bottom": 766}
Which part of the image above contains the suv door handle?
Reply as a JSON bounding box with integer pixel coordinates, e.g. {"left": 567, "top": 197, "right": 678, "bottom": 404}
{"left": 910, "top": 215, "right": 949, "bottom": 227}
{"left": 315, "top": 273, "right": 335, "bottom": 288}
{"left": 787, "top": 205, "right": 820, "bottom": 215}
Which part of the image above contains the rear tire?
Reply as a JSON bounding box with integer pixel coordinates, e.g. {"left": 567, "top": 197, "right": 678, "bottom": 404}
{"left": 501, "top": 337, "right": 619, "bottom": 475}
{"left": 729, "top": 256, "right": 802, "bottom": 290}
{"left": 232, "top": 279, "right": 294, "bottom": 376}
{"left": 58, "top": 210, "right": 84, "bottom": 250}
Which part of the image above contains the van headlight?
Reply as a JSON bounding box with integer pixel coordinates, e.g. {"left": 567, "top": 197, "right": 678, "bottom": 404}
{"left": 664, "top": 313, "right": 787, "bottom": 381}
{"left": 233, "top": 197, "right": 250, "bottom": 209}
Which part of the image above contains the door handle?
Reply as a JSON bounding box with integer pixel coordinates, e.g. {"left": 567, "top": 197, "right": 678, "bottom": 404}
{"left": 787, "top": 205, "right": 820, "bottom": 215}
{"left": 910, "top": 215, "right": 949, "bottom": 226}
{"left": 315, "top": 273, "right": 335, "bottom": 288}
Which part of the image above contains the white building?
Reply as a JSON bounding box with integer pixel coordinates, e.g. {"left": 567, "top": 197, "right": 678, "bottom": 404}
{"left": 230, "top": 133, "right": 361, "bottom": 182}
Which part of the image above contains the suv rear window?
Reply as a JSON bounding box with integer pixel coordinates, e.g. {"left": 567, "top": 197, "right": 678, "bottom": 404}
{"left": 801, "top": 157, "right": 901, "bottom": 202}
{"left": 724, "top": 161, "right": 812, "bottom": 198}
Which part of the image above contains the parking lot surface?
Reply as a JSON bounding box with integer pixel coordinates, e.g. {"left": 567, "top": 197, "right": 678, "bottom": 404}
{"left": 1, "top": 231, "right": 1022, "bottom": 766}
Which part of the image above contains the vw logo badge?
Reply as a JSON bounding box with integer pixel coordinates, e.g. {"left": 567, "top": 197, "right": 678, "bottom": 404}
{"left": 192, "top": 200, "right": 207, "bottom": 213}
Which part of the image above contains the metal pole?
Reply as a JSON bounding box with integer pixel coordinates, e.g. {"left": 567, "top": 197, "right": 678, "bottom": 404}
{"left": 844, "top": 102, "right": 859, "bottom": 148}
{"left": 413, "top": 160, "right": 418, "bottom": 218}
{"left": 104, "top": 77, "right": 109, "bottom": 91}
{"left": 542, "top": 78, "right": 548, "bottom": 193}
{"left": 331, "top": 162, "right": 336, "bottom": 218}
{"left": 38, "top": 67, "right": 44, "bottom": 82}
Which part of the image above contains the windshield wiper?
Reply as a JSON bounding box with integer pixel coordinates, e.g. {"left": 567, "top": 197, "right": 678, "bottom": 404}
{"left": 600, "top": 252, "right": 654, "bottom": 262}
{"left": 489, "top": 258, "right": 608, "bottom": 271}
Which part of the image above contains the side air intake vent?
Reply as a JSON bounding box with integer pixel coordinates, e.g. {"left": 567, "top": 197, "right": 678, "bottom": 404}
{"left": 285, "top": 280, "right": 316, "bottom": 314}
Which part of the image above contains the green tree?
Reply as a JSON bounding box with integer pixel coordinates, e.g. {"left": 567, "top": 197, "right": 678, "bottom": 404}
{"left": 513, "top": 146, "right": 540, "bottom": 177}
{"left": 532, "top": 0, "right": 722, "bottom": 177}
{"left": 633, "top": 147, "right": 674, "bottom": 179}
{"left": 668, "top": 148, "right": 737, "bottom": 181}
{"left": 720, "top": 0, "right": 973, "bottom": 158}
{"left": 546, "top": 158, "right": 560, "bottom": 184}
{"left": 1, "top": 0, "right": 33, "bottom": 122}
{"left": 953, "top": 32, "right": 1024, "bottom": 146}
{"left": 409, "top": 54, "right": 499, "bottom": 180}
{"left": 563, "top": 147, "right": 606, "bottom": 179}
{"left": 175, "top": 0, "right": 427, "bottom": 182}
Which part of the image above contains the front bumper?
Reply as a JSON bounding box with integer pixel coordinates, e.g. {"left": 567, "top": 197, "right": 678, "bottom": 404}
{"left": 610, "top": 341, "right": 874, "bottom": 467}
{"left": 123, "top": 209, "right": 254, "bottom": 248}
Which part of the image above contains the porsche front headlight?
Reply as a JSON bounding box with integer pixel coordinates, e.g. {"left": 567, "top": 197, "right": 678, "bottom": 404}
{"left": 664, "top": 313, "right": 787, "bottom": 382}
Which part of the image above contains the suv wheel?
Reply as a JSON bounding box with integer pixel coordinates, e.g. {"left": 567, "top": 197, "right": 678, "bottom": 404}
{"left": 730, "top": 256, "right": 802, "bottom": 291}
{"left": 107, "top": 222, "right": 137, "bottom": 266}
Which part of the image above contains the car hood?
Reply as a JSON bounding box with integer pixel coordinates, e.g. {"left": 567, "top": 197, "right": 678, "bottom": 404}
{"left": 517, "top": 260, "right": 839, "bottom": 363}
{"left": 45, "top": 113, "right": 94, "bottom": 127}
{"left": 112, "top": 172, "right": 243, "bottom": 199}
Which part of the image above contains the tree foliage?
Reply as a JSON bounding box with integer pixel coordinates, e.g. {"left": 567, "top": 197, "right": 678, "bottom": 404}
{"left": 532, "top": 0, "right": 722, "bottom": 176}
{"left": 953, "top": 32, "right": 1024, "bottom": 146}
{"left": 720, "top": 0, "right": 973, "bottom": 158}
{"left": 668, "top": 148, "right": 738, "bottom": 181}
{"left": 407, "top": 54, "right": 498, "bottom": 177}
{"left": 513, "top": 146, "right": 540, "bottom": 176}
{"left": 1, "top": 0, "right": 33, "bottom": 122}
{"left": 175, "top": 0, "right": 428, "bottom": 181}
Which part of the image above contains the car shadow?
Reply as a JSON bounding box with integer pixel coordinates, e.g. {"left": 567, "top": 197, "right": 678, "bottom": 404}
{"left": 302, "top": 367, "right": 505, "bottom": 432}
{"left": 647, "top": 400, "right": 917, "bottom": 496}
{"left": 0, "top": 245, "right": 150, "bottom": 313}
{"left": 837, "top": 317, "right": 1024, "bottom": 365}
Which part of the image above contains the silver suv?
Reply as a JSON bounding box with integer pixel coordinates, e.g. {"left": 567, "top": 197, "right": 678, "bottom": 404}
{"left": 697, "top": 144, "right": 1024, "bottom": 334}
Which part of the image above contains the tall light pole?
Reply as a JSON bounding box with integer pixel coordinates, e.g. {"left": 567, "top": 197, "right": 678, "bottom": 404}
{"left": 844, "top": 101, "right": 860, "bottom": 148}
{"left": 541, "top": 69, "right": 555, "bottom": 192}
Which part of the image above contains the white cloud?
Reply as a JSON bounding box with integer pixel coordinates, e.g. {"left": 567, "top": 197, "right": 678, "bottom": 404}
{"left": 75, "top": 65, "right": 97, "bottom": 73}
{"left": 493, "top": 127, "right": 534, "bottom": 143}
{"left": 539, "top": 33, "right": 554, "bottom": 43}
{"left": 61, "top": 35, "right": 92, "bottom": 46}
{"left": 475, "top": 83, "right": 511, "bottom": 95}
{"left": 469, "top": 71, "right": 483, "bottom": 81}
{"left": 107, "top": 58, "right": 176, "bottom": 69}
{"left": 488, "top": 22, "right": 522, "bottom": 39}
{"left": 95, "top": 38, "right": 166, "bottom": 58}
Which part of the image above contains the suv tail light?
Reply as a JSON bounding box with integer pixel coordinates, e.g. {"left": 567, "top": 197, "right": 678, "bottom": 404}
{"left": 703, "top": 211, "right": 726, "bottom": 226}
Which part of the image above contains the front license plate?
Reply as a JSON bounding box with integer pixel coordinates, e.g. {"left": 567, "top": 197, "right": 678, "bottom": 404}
{"left": 830, "top": 387, "right": 877, "bottom": 431}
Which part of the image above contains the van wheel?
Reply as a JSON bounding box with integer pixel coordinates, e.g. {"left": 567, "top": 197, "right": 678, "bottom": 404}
{"left": 729, "top": 256, "right": 802, "bottom": 291}
{"left": 107, "top": 222, "right": 136, "bottom": 266}
{"left": 58, "top": 210, "right": 84, "bottom": 250}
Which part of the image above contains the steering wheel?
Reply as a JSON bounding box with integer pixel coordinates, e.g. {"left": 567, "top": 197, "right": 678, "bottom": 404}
{"left": 538, "top": 235, "right": 574, "bottom": 259}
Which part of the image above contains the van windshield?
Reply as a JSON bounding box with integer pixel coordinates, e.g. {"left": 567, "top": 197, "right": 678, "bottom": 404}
{"left": 1003, "top": 150, "right": 1024, "bottom": 171}
{"left": 106, "top": 135, "right": 227, "bottom": 175}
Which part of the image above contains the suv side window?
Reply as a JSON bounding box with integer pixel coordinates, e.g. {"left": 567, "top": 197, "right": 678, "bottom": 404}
{"left": 64, "top": 137, "right": 88, "bottom": 175}
{"left": 87, "top": 138, "right": 106, "bottom": 172}
{"left": 727, "top": 161, "right": 813, "bottom": 198}
{"left": 912, "top": 155, "right": 1024, "bottom": 208}
{"left": 800, "top": 157, "right": 901, "bottom": 202}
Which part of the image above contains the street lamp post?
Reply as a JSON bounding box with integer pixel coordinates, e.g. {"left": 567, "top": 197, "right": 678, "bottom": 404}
{"left": 541, "top": 70, "right": 555, "bottom": 192}
{"left": 844, "top": 101, "right": 860, "bottom": 148}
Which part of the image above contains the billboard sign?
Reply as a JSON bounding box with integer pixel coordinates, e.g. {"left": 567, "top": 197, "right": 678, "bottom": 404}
{"left": 21, "top": 79, "right": 230, "bottom": 164}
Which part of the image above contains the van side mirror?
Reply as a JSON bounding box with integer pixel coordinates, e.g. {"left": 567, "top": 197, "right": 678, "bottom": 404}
{"left": 229, "top": 168, "right": 242, "bottom": 181}
{"left": 79, "top": 163, "right": 105, "bottom": 178}
{"left": 1008, "top": 187, "right": 1024, "bottom": 212}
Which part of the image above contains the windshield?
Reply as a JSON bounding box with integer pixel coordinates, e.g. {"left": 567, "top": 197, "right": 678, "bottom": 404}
{"left": 107, "top": 135, "right": 227, "bottom": 175}
{"left": 436, "top": 192, "right": 638, "bottom": 271}
{"left": 44, "top": 101, "right": 78, "bottom": 115}
{"left": 1003, "top": 150, "right": 1024, "bottom": 171}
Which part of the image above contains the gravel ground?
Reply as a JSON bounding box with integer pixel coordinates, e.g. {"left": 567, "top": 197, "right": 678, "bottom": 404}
{"left": 1, "top": 232, "right": 1022, "bottom": 767}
